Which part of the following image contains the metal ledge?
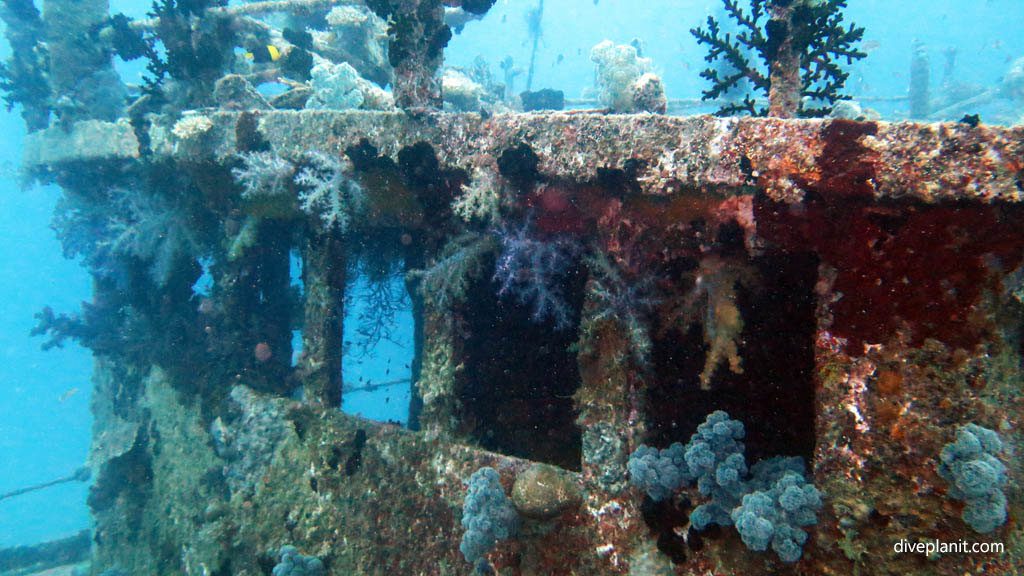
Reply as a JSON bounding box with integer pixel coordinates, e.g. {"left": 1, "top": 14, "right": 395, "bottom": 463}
{"left": 140, "top": 110, "right": 1024, "bottom": 202}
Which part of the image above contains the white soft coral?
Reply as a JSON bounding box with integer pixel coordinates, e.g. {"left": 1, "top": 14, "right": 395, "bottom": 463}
{"left": 232, "top": 151, "right": 294, "bottom": 199}
{"left": 293, "top": 151, "right": 364, "bottom": 232}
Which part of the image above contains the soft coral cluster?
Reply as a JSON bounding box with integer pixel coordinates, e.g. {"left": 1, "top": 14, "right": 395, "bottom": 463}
{"left": 294, "top": 151, "right": 365, "bottom": 232}
{"left": 628, "top": 411, "right": 822, "bottom": 563}
{"left": 232, "top": 151, "right": 295, "bottom": 199}
{"left": 53, "top": 186, "right": 200, "bottom": 286}
{"left": 492, "top": 218, "right": 580, "bottom": 330}
{"left": 677, "top": 255, "right": 757, "bottom": 390}
{"left": 938, "top": 423, "right": 1008, "bottom": 534}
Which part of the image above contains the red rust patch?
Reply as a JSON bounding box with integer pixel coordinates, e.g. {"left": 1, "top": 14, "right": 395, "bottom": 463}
{"left": 757, "top": 196, "right": 1024, "bottom": 351}
{"left": 814, "top": 120, "right": 880, "bottom": 200}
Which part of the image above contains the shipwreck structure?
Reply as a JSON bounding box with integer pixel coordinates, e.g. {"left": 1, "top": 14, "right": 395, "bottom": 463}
{"left": 5, "top": 0, "right": 1022, "bottom": 574}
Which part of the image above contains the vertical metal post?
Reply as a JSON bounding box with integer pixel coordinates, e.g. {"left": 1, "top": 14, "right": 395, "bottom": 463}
{"left": 909, "top": 40, "right": 931, "bottom": 120}
{"left": 574, "top": 284, "right": 644, "bottom": 494}
{"left": 299, "top": 231, "right": 345, "bottom": 407}
{"left": 767, "top": 2, "right": 801, "bottom": 118}
{"left": 388, "top": 0, "right": 449, "bottom": 109}
{"left": 43, "top": 0, "right": 123, "bottom": 122}
{"left": 413, "top": 299, "right": 462, "bottom": 440}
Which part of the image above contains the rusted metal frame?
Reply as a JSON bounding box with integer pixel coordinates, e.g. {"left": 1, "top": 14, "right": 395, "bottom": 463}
{"left": 766, "top": 2, "right": 801, "bottom": 118}
{"left": 574, "top": 282, "right": 646, "bottom": 492}
{"left": 405, "top": 270, "right": 427, "bottom": 430}
{"left": 300, "top": 229, "right": 346, "bottom": 407}
{"left": 413, "top": 297, "right": 464, "bottom": 440}
{"left": 24, "top": 112, "right": 1015, "bottom": 203}
{"left": 171, "top": 111, "right": 1024, "bottom": 205}
{"left": 388, "top": 0, "right": 449, "bottom": 109}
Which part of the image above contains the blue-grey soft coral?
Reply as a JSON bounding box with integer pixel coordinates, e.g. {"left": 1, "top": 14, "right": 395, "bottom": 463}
{"left": 685, "top": 410, "right": 748, "bottom": 530}
{"left": 627, "top": 443, "right": 691, "bottom": 502}
{"left": 732, "top": 464, "right": 823, "bottom": 563}
{"left": 460, "top": 467, "right": 519, "bottom": 565}
{"left": 586, "top": 252, "right": 659, "bottom": 365}
{"left": 938, "top": 423, "right": 1008, "bottom": 533}
{"left": 412, "top": 232, "right": 498, "bottom": 308}
{"left": 628, "top": 411, "right": 822, "bottom": 563}
{"left": 272, "top": 545, "right": 324, "bottom": 576}
{"left": 493, "top": 219, "right": 579, "bottom": 330}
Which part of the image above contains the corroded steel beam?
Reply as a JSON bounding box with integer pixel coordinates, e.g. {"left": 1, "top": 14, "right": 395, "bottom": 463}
{"left": 142, "top": 111, "right": 1024, "bottom": 203}
{"left": 27, "top": 112, "right": 1023, "bottom": 205}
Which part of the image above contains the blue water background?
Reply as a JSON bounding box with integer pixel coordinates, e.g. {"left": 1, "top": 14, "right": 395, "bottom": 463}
{"left": 1, "top": 0, "right": 1021, "bottom": 549}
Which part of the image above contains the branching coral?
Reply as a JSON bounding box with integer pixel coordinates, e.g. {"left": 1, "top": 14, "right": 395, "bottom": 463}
{"left": 344, "top": 232, "right": 411, "bottom": 357}
{"left": 585, "top": 251, "right": 659, "bottom": 366}
{"left": 232, "top": 151, "right": 295, "bottom": 200}
{"left": 0, "top": 0, "right": 50, "bottom": 130}
{"left": 452, "top": 167, "right": 503, "bottom": 225}
{"left": 691, "top": 0, "right": 866, "bottom": 117}
{"left": 293, "top": 151, "right": 364, "bottom": 232}
{"left": 410, "top": 232, "right": 498, "bottom": 309}
{"left": 53, "top": 186, "right": 201, "bottom": 286}
{"left": 105, "top": 189, "right": 201, "bottom": 285}
{"left": 493, "top": 218, "right": 580, "bottom": 330}
{"left": 110, "top": 0, "right": 234, "bottom": 106}
{"left": 31, "top": 304, "right": 105, "bottom": 352}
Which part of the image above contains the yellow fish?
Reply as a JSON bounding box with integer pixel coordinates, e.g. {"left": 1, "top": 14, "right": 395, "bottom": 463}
{"left": 58, "top": 387, "right": 79, "bottom": 403}
{"left": 245, "top": 45, "right": 282, "bottom": 63}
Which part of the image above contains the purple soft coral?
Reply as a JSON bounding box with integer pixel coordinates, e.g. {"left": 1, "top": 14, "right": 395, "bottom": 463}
{"left": 492, "top": 218, "right": 579, "bottom": 330}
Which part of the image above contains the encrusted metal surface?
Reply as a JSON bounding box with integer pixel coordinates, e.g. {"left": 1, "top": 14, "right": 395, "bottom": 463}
{"left": 135, "top": 110, "right": 1024, "bottom": 202}
{"left": 24, "top": 108, "right": 1024, "bottom": 576}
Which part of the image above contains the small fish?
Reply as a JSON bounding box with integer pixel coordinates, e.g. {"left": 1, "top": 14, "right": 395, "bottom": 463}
{"left": 555, "top": 54, "right": 564, "bottom": 65}
{"left": 959, "top": 114, "right": 981, "bottom": 127}
{"left": 282, "top": 28, "right": 313, "bottom": 50}
{"left": 59, "top": 388, "right": 79, "bottom": 403}
{"left": 630, "top": 38, "right": 644, "bottom": 57}
{"left": 245, "top": 45, "right": 282, "bottom": 64}
{"left": 861, "top": 40, "right": 881, "bottom": 53}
